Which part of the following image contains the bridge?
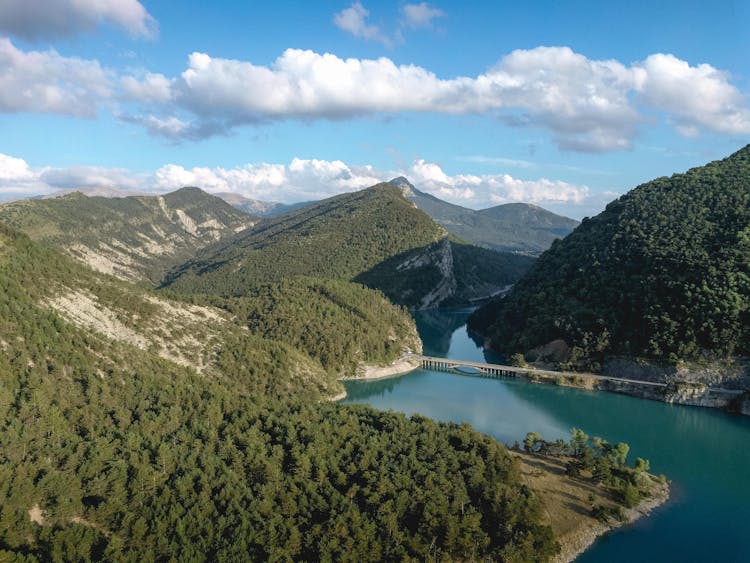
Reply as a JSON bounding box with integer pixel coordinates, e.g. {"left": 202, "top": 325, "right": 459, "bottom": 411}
{"left": 417, "top": 355, "right": 525, "bottom": 378}
{"left": 408, "top": 356, "right": 746, "bottom": 409}
{"left": 411, "top": 355, "right": 668, "bottom": 388}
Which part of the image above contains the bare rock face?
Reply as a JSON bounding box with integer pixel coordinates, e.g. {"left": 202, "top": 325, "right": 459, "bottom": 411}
{"left": 0, "top": 187, "right": 255, "bottom": 285}
{"left": 603, "top": 358, "right": 750, "bottom": 391}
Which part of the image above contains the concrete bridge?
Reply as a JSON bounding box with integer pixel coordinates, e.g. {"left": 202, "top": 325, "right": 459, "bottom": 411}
{"left": 417, "top": 355, "right": 524, "bottom": 378}
{"left": 412, "top": 355, "right": 667, "bottom": 387}
{"left": 409, "top": 355, "right": 746, "bottom": 411}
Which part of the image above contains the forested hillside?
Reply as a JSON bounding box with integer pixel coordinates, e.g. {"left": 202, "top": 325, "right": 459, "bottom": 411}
{"left": 191, "top": 278, "right": 422, "bottom": 377}
{"left": 0, "top": 187, "right": 255, "bottom": 285}
{"left": 164, "top": 183, "right": 534, "bottom": 308}
{"left": 391, "top": 177, "right": 578, "bottom": 255}
{"left": 470, "top": 145, "right": 750, "bottom": 369}
{"left": 0, "top": 222, "right": 558, "bottom": 561}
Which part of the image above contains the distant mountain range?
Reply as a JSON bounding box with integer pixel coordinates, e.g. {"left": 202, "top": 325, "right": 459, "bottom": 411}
{"left": 214, "top": 192, "right": 314, "bottom": 217}
{"left": 388, "top": 177, "right": 578, "bottom": 255}
{"left": 163, "top": 182, "right": 534, "bottom": 309}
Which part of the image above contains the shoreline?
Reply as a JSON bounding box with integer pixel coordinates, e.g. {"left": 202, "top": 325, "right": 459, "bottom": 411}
{"left": 339, "top": 355, "right": 421, "bottom": 382}
{"left": 332, "top": 355, "right": 421, "bottom": 401}
{"left": 557, "top": 480, "right": 670, "bottom": 563}
{"left": 512, "top": 452, "right": 670, "bottom": 563}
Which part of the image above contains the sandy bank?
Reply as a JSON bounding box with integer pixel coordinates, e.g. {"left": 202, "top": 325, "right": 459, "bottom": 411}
{"left": 512, "top": 452, "right": 669, "bottom": 563}
{"left": 340, "top": 356, "right": 421, "bottom": 382}
{"left": 327, "top": 356, "right": 421, "bottom": 401}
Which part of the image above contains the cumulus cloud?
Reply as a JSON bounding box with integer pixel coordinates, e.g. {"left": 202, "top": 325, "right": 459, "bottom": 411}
{"left": 154, "top": 159, "right": 383, "bottom": 202}
{"left": 0, "top": 153, "right": 36, "bottom": 181}
{"left": 0, "top": 0, "right": 157, "bottom": 40}
{"left": 0, "top": 153, "right": 148, "bottom": 200}
{"left": 634, "top": 53, "right": 750, "bottom": 137}
{"left": 121, "top": 46, "right": 748, "bottom": 149}
{"left": 2, "top": 38, "right": 748, "bottom": 151}
{"left": 151, "top": 46, "right": 641, "bottom": 150}
{"left": 152, "top": 157, "right": 590, "bottom": 210}
{"left": 407, "top": 159, "right": 589, "bottom": 207}
{"left": 121, "top": 73, "right": 174, "bottom": 103}
{"left": 400, "top": 2, "right": 445, "bottom": 29}
{"left": 333, "top": 2, "right": 391, "bottom": 46}
{"left": 0, "top": 152, "right": 593, "bottom": 215}
{"left": 0, "top": 38, "right": 111, "bottom": 117}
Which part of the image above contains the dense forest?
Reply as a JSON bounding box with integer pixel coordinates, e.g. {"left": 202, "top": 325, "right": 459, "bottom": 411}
{"left": 470, "top": 145, "right": 750, "bottom": 369}
{"left": 189, "top": 277, "right": 422, "bottom": 376}
{"left": 0, "top": 222, "right": 559, "bottom": 561}
{"left": 163, "top": 184, "right": 533, "bottom": 309}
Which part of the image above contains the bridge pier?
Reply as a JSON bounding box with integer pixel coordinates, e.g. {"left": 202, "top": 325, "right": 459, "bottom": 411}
{"left": 418, "top": 356, "right": 522, "bottom": 379}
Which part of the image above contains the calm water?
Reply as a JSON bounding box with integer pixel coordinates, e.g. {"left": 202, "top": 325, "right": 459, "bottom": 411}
{"left": 342, "top": 308, "right": 750, "bottom": 562}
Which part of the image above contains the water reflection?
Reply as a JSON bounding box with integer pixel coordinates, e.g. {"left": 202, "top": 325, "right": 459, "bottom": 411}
{"left": 345, "top": 309, "right": 750, "bottom": 563}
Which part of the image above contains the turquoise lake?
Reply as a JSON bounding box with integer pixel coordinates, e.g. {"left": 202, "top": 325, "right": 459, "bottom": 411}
{"left": 342, "top": 308, "right": 750, "bottom": 562}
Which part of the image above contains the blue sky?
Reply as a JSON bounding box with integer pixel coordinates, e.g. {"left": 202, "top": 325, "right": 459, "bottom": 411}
{"left": 0, "top": 0, "right": 748, "bottom": 218}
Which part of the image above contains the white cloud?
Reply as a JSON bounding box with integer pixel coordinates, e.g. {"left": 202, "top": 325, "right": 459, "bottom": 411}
{"left": 0, "top": 38, "right": 111, "bottom": 117}
{"left": 0, "top": 153, "right": 149, "bottom": 200}
{"left": 156, "top": 46, "right": 643, "bottom": 150}
{"left": 634, "top": 53, "right": 750, "bottom": 137}
{"left": 407, "top": 159, "right": 589, "bottom": 207}
{"left": 333, "top": 2, "right": 391, "bottom": 46}
{"left": 0, "top": 0, "right": 157, "bottom": 40}
{"left": 0, "top": 151, "right": 603, "bottom": 217}
{"left": 1, "top": 38, "right": 747, "bottom": 152}
{"left": 38, "top": 166, "right": 144, "bottom": 191}
{"left": 400, "top": 2, "right": 445, "bottom": 29}
{"left": 0, "top": 153, "right": 35, "bottom": 181}
{"left": 121, "top": 73, "right": 174, "bottom": 103}
{"left": 153, "top": 158, "right": 382, "bottom": 202}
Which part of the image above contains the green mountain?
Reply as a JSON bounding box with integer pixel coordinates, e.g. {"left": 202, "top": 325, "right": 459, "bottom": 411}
{"left": 0, "top": 187, "right": 255, "bottom": 285}
{"left": 469, "top": 145, "right": 750, "bottom": 370}
{"left": 164, "top": 183, "right": 534, "bottom": 308}
{"left": 0, "top": 222, "right": 557, "bottom": 561}
{"left": 0, "top": 186, "right": 423, "bottom": 377}
{"left": 389, "top": 177, "right": 578, "bottom": 255}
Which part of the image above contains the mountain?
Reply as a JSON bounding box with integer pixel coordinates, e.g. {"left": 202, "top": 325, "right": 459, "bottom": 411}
{"left": 390, "top": 177, "right": 578, "bottom": 255}
{"left": 0, "top": 187, "right": 256, "bottom": 285}
{"left": 469, "top": 145, "right": 750, "bottom": 372}
{"left": 163, "top": 182, "right": 534, "bottom": 309}
{"left": 0, "top": 221, "right": 556, "bottom": 562}
{"left": 0, "top": 186, "right": 424, "bottom": 376}
{"left": 215, "top": 192, "right": 314, "bottom": 217}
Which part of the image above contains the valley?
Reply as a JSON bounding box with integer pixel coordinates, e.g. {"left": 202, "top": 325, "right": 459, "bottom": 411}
{"left": 1, "top": 147, "right": 749, "bottom": 562}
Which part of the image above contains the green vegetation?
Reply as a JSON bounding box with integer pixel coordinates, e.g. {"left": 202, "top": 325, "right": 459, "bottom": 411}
{"left": 164, "top": 183, "right": 445, "bottom": 290}
{"left": 164, "top": 183, "right": 533, "bottom": 308}
{"left": 470, "top": 145, "right": 750, "bottom": 368}
{"left": 0, "top": 222, "right": 339, "bottom": 400}
{"left": 520, "top": 429, "right": 659, "bottom": 522}
{"left": 0, "top": 187, "right": 254, "bottom": 285}
{"left": 391, "top": 177, "right": 578, "bottom": 255}
{"left": 0, "top": 222, "right": 559, "bottom": 562}
{"left": 194, "top": 277, "right": 422, "bottom": 376}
